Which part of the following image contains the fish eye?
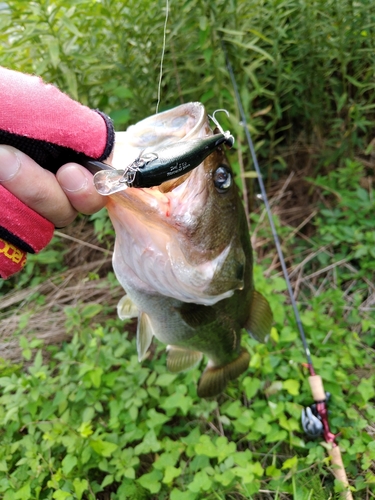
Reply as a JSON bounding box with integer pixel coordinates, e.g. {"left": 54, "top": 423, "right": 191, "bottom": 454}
{"left": 213, "top": 165, "right": 232, "bottom": 192}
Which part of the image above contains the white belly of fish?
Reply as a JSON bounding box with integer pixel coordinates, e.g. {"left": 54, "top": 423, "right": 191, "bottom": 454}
{"left": 109, "top": 200, "right": 234, "bottom": 307}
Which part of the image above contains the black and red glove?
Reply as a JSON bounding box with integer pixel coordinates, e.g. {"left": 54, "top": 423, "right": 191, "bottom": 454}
{"left": 0, "top": 185, "right": 54, "bottom": 278}
{"left": 0, "top": 66, "right": 115, "bottom": 278}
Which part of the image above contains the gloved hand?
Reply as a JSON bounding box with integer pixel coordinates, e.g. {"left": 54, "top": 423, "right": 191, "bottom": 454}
{"left": 0, "top": 66, "right": 115, "bottom": 278}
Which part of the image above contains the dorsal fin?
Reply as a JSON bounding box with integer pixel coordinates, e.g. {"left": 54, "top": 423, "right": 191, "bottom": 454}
{"left": 167, "top": 346, "right": 202, "bottom": 373}
{"left": 137, "top": 312, "right": 155, "bottom": 361}
{"left": 117, "top": 294, "right": 138, "bottom": 320}
{"left": 197, "top": 348, "right": 250, "bottom": 398}
{"left": 244, "top": 290, "right": 273, "bottom": 343}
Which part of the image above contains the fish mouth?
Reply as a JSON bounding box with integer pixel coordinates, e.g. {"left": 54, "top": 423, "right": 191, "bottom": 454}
{"left": 111, "top": 102, "right": 211, "bottom": 211}
{"left": 113, "top": 102, "right": 208, "bottom": 161}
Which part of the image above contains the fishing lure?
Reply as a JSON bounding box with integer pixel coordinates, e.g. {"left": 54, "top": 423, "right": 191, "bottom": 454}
{"left": 88, "top": 110, "right": 234, "bottom": 195}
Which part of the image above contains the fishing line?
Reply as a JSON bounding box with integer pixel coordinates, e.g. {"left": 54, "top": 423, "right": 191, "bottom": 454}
{"left": 156, "top": 0, "right": 169, "bottom": 114}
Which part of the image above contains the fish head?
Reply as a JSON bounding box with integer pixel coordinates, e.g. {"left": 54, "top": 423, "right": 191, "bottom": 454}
{"left": 106, "top": 102, "right": 250, "bottom": 306}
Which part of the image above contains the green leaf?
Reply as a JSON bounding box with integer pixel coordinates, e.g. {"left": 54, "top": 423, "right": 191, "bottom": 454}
{"left": 14, "top": 483, "right": 31, "bottom": 500}
{"left": 242, "top": 377, "right": 261, "bottom": 399}
{"left": 162, "top": 388, "right": 193, "bottom": 415}
{"left": 124, "top": 467, "right": 135, "bottom": 479}
{"left": 18, "top": 336, "right": 28, "bottom": 349}
{"left": 279, "top": 413, "right": 300, "bottom": 432}
{"left": 279, "top": 327, "right": 298, "bottom": 343}
{"left": 188, "top": 470, "right": 212, "bottom": 492}
{"left": 163, "top": 465, "right": 182, "bottom": 484}
{"left": 266, "top": 464, "right": 282, "bottom": 478}
{"left": 73, "top": 478, "right": 88, "bottom": 500}
{"left": 265, "top": 426, "right": 288, "bottom": 443}
{"left": 233, "top": 450, "right": 253, "bottom": 467}
{"left": 110, "top": 109, "right": 131, "bottom": 126}
{"left": 101, "top": 475, "right": 114, "bottom": 488}
{"left": 230, "top": 39, "right": 275, "bottom": 61}
{"left": 89, "top": 367, "right": 103, "bottom": 388}
{"left": 252, "top": 417, "right": 271, "bottom": 435}
{"left": 61, "top": 16, "right": 82, "bottom": 37}
{"left": 48, "top": 38, "right": 60, "bottom": 68}
{"left": 154, "top": 452, "right": 179, "bottom": 470}
{"left": 146, "top": 408, "right": 170, "bottom": 428}
{"left": 214, "top": 468, "right": 235, "bottom": 486}
{"left": 90, "top": 439, "right": 118, "bottom": 457}
{"left": 232, "top": 465, "right": 255, "bottom": 484}
{"left": 52, "top": 492, "right": 72, "bottom": 500}
{"left": 62, "top": 66, "right": 78, "bottom": 100}
{"left": 137, "top": 469, "right": 163, "bottom": 494}
{"left": 283, "top": 379, "right": 300, "bottom": 396}
{"left": 270, "top": 327, "right": 280, "bottom": 343}
{"left": 252, "top": 461, "right": 264, "bottom": 477}
{"left": 155, "top": 373, "right": 177, "bottom": 386}
{"left": 81, "top": 304, "right": 103, "bottom": 319}
{"left": 78, "top": 421, "right": 93, "bottom": 438}
{"left": 170, "top": 489, "right": 197, "bottom": 500}
{"left": 62, "top": 454, "right": 77, "bottom": 475}
{"left": 215, "top": 436, "right": 236, "bottom": 463}
{"left": 223, "top": 400, "right": 243, "bottom": 418}
{"left": 356, "top": 377, "right": 375, "bottom": 403}
{"left": 282, "top": 456, "right": 298, "bottom": 470}
{"left": 113, "top": 86, "right": 134, "bottom": 99}
{"left": 249, "top": 352, "right": 261, "bottom": 368}
{"left": 134, "top": 430, "right": 161, "bottom": 455}
{"left": 82, "top": 407, "right": 95, "bottom": 422}
{"left": 195, "top": 435, "right": 217, "bottom": 458}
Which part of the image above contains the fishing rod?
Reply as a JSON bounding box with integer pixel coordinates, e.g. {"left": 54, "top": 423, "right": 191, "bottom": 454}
{"left": 221, "top": 38, "right": 353, "bottom": 499}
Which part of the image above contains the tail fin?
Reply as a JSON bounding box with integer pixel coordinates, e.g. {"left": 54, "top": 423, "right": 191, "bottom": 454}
{"left": 197, "top": 348, "right": 250, "bottom": 398}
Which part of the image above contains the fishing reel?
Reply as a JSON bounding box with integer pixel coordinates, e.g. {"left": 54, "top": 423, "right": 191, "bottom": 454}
{"left": 301, "top": 392, "right": 331, "bottom": 438}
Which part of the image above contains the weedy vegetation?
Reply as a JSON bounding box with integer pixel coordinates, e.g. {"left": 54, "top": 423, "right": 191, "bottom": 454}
{"left": 0, "top": 0, "right": 374, "bottom": 498}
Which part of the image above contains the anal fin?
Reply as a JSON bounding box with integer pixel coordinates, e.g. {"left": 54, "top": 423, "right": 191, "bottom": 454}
{"left": 167, "top": 346, "right": 203, "bottom": 373}
{"left": 137, "top": 312, "right": 155, "bottom": 361}
{"left": 245, "top": 290, "right": 273, "bottom": 343}
{"left": 197, "top": 348, "right": 250, "bottom": 398}
{"left": 117, "top": 294, "right": 138, "bottom": 320}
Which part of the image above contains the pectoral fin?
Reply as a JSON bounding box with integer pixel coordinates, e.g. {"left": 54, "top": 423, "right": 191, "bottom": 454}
{"left": 137, "top": 312, "right": 155, "bottom": 361}
{"left": 117, "top": 294, "right": 138, "bottom": 320}
{"left": 245, "top": 290, "right": 273, "bottom": 343}
{"left": 197, "top": 348, "right": 250, "bottom": 398}
{"left": 167, "top": 346, "right": 203, "bottom": 373}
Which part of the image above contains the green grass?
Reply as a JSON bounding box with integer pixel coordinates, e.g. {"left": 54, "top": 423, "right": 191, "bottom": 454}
{"left": 0, "top": 254, "right": 373, "bottom": 498}
{"left": 0, "top": 0, "right": 374, "bottom": 498}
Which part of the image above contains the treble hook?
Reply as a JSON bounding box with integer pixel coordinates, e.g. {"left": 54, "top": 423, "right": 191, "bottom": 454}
{"left": 208, "top": 109, "right": 235, "bottom": 147}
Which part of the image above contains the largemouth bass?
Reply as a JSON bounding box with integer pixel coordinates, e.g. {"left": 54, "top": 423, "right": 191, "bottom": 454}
{"left": 105, "top": 102, "right": 272, "bottom": 398}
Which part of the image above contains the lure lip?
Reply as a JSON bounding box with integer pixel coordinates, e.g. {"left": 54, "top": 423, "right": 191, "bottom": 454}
{"left": 83, "top": 159, "right": 115, "bottom": 175}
